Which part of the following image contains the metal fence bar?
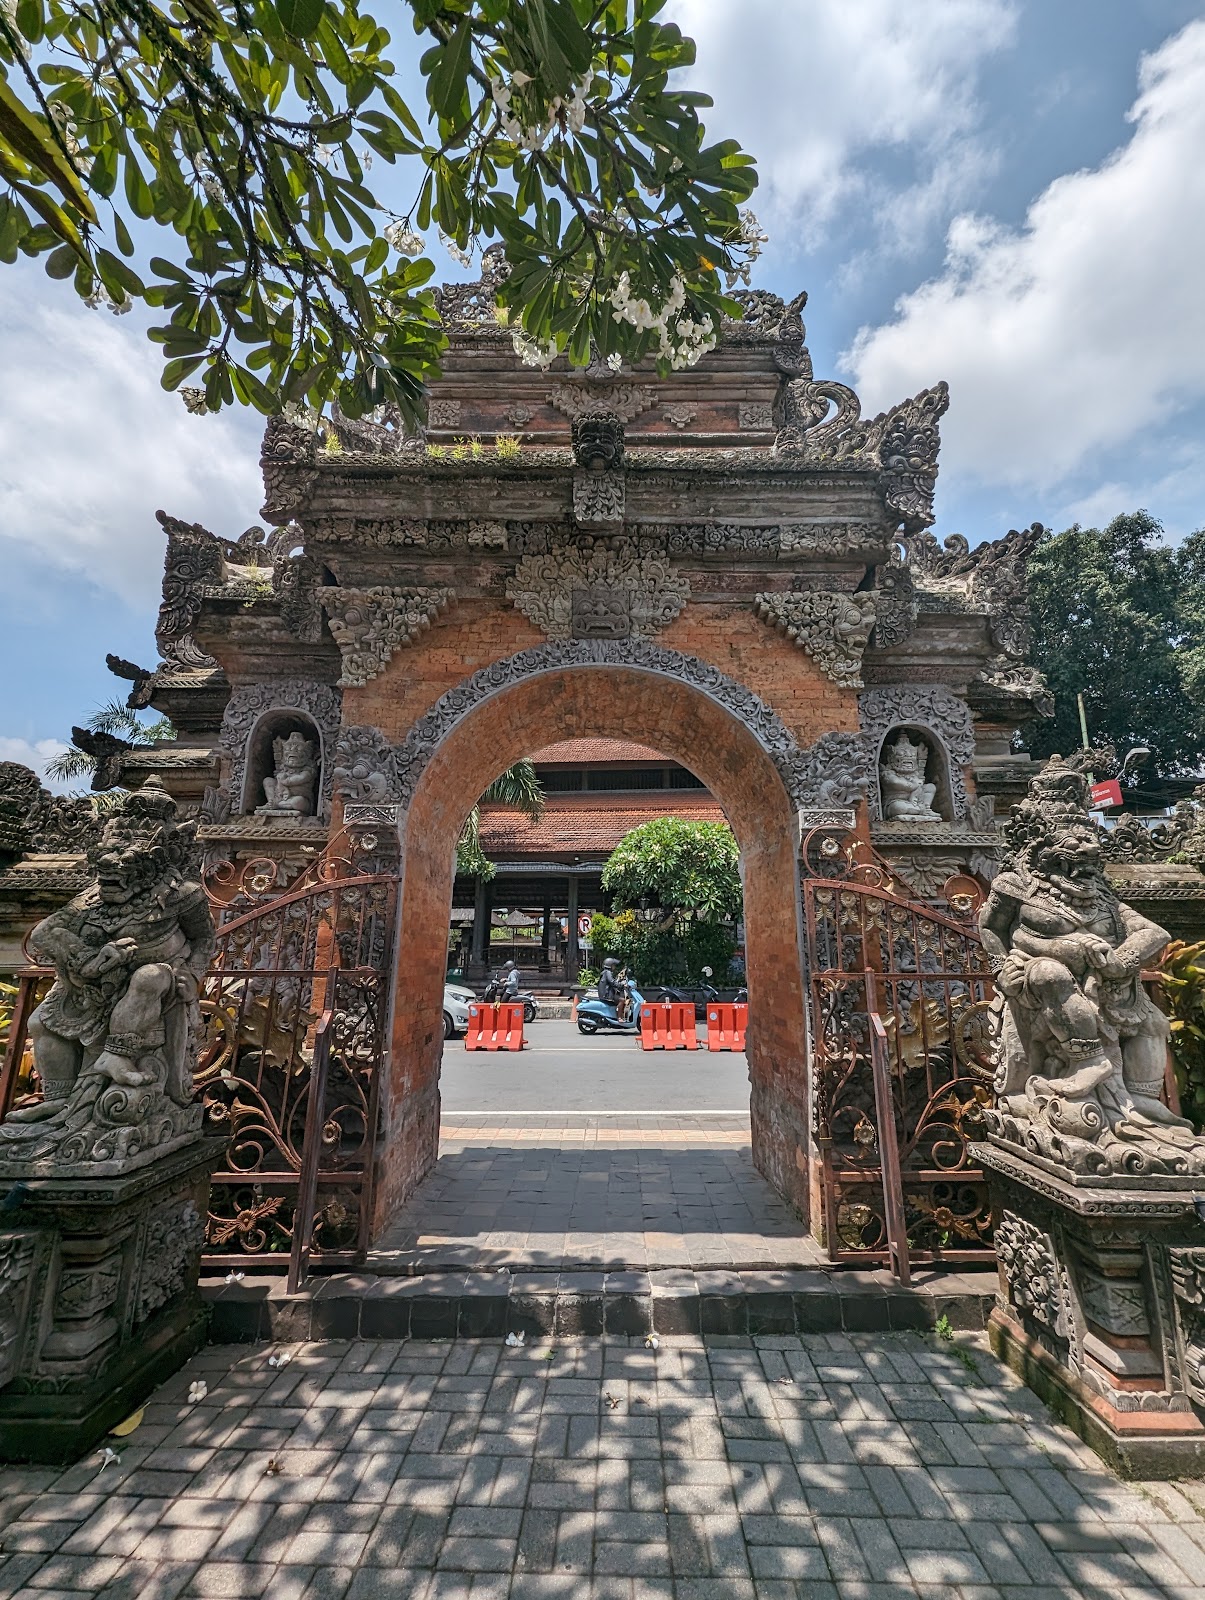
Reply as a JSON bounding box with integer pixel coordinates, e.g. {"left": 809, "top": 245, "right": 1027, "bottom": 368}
{"left": 0, "top": 967, "right": 48, "bottom": 1123}
{"left": 867, "top": 984, "right": 910, "bottom": 1285}
{"left": 287, "top": 999, "right": 335, "bottom": 1294}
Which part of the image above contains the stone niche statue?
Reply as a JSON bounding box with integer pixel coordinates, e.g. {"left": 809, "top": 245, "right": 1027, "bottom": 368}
{"left": 879, "top": 731, "right": 942, "bottom": 822}
{"left": 979, "top": 755, "right": 1203, "bottom": 1175}
{"left": 0, "top": 777, "right": 214, "bottom": 1172}
{"left": 257, "top": 729, "right": 318, "bottom": 817}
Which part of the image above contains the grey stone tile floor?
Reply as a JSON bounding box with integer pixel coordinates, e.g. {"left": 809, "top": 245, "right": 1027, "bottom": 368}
{"left": 5, "top": 1330, "right": 1205, "bottom": 1598}
{"left": 372, "top": 1120, "right": 825, "bottom": 1272}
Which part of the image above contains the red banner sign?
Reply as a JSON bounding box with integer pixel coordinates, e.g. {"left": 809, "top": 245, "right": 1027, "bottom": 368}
{"left": 1090, "top": 779, "right": 1123, "bottom": 809}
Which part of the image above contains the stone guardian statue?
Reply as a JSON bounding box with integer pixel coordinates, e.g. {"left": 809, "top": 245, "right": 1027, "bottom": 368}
{"left": 0, "top": 778, "right": 214, "bottom": 1171}
{"left": 978, "top": 755, "right": 1201, "bottom": 1174}
{"left": 879, "top": 731, "right": 941, "bottom": 821}
{"left": 257, "top": 730, "right": 318, "bottom": 816}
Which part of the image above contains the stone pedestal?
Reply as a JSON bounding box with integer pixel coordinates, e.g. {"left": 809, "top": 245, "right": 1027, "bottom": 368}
{"left": 0, "top": 1139, "right": 224, "bottom": 1465}
{"left": 975, "top": 1137, "right": 1205, "bottom": 1478}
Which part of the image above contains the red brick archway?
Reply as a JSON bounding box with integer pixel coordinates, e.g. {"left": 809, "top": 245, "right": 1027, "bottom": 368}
{"left": 372, "top": 664, "right": 812, "bottom": 1235}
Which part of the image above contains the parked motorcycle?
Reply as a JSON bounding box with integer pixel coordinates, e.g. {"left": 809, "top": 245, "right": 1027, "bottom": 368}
{"left": 482, "top": 973, "right": 539, "bottom": 1024}
{"left": 576, "top": 971, "right": 645, "bottom": 1034}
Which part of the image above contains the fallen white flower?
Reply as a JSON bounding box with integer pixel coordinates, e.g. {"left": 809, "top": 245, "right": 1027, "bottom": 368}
{"left": 97, "top": 1446, "right": 119, "bottom": 1470}
{"left": 187, "top": 1381, "right": 208, "bottom": 1404}
{"left": 504, "top": 1330, "right": 526, "bottom": 1347}
{"left": 224, "top": 1271, "right": 244, "bottom": 1284}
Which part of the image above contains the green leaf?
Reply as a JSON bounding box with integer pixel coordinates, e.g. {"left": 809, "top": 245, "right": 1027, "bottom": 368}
{"left": 274, "top": 0, "right": 324, "bottom": 40}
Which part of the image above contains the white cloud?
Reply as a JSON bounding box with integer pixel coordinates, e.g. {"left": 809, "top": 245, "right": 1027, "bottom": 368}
{"left": 668, "top": 0, "right": 1016, "bottom": 249}
{"left": 0, "top": 268, "right": 262, "bottom": 609}
{"left": 0, "top": 736, "right": 71, "bottom": 791}
{"left": 845, "top": 20, "right": 1205, "bottom": 500}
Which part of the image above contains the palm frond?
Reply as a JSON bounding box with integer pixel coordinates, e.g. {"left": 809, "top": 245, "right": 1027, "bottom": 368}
{"left": 482, "top": 760, "right": 545, "bottom": 822}
{"left": 45, "top": 747, "right": 97, "bottom": 781}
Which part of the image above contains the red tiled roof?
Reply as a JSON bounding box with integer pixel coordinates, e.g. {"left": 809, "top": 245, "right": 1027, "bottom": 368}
{"left": 478, "top": 794, "right": 726, "bottom": 855}
{"left": 529, "top": 738, "right": 668, "bottom": 765}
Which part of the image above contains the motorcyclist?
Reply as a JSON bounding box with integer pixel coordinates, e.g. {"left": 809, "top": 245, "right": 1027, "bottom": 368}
{"left": 501, "top": 960, "right": 521, "bottom": 1001}
{"left": 597, "top": 958, "right": 623, "bottom": 1010}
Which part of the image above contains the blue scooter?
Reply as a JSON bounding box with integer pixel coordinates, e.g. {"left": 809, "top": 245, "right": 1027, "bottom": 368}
{"left": 576, "top": 972, "right": 645, "bottom": 1035}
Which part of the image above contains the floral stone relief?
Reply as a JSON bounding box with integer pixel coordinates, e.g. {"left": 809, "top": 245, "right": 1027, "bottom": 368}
{"left": 507, "top": 545, "right": 690, "bottom": 642}
{"left": 754, "top": 591, "right": 877, "bottom": 688}
{"left": 321, "top": 586, "right": 454, "bottom": 687}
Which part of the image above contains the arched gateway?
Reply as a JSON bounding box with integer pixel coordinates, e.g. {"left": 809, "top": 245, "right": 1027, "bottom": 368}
{"left": 3, "top": 271, "right": 1049, "bottom": 1267}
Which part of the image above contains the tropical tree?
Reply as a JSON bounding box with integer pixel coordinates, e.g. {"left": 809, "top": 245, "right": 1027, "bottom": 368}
{"left": 1028, "top": 512, "right": 1205, "bottom": 777}
{"left": 45, "top": 699, "right": 176, "bottom": 784}
{"left": 601, "top": 815, "right": 741, "bottom": 921}
{"left": 0, "top": 0, "right": 761, "bottom": 422}
{"left": 456, "top": 757, "right": 543, "bottom": 880}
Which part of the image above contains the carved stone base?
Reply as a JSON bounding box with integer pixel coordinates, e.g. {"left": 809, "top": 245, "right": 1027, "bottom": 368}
{"left": 0, "top": 1139, "right": 224, "bottom": 1465}
{"left": 975, "top": 1138, "right": 1205, "bottom": 1477}
{"left": 989, "top": 1308, "right": 1205, "bottom": 1480}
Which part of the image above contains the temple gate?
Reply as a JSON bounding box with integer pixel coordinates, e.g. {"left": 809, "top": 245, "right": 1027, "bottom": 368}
{"left": 0, "top": 265, "right": 1050, "bottom": 1266}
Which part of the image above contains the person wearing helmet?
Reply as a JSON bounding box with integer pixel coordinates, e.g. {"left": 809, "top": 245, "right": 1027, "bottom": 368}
{"left": 501, "top": 959, "right": 520, "bottom": 1000}
{"left": 597, "top": 957, "right": 622, "bottom": 1010}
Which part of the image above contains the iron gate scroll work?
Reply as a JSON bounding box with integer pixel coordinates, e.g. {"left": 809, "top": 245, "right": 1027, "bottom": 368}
{"left": 197, "top": 851, "right": 396, "bottom": 1281}
{"left": 803, "top": 836, "right": 997, "bottom": 1274}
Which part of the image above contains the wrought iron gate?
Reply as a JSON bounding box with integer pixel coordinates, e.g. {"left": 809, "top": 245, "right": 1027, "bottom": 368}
{"left": 803, "top": 844, "right": 996, "bottom": 1277}
{"left": 197, "top": 866, "right": 397, "bottom": 1283}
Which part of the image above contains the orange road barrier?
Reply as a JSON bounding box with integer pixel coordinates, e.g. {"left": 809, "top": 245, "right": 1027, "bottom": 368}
{"left": 666, "top": 1001, "right": 699, "bottom": 1050}
{"left": 639, "top": 1002, "right": 671, "bottom": 1049}
{"left": 706, "top": 1002, "right": 748, "bottom": 1052}
{"left": 498, "top": 1001, "right": 526, "bottom": 1051}
{"left": 464, "top": 1001, "right": 526, "bottom": 1050}
{"left": 464, "top": 1003, "right": 494, "bottom": 1050}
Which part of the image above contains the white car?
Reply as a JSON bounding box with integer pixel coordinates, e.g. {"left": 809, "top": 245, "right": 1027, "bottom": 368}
{"left": 443, "top": 982, "right": 476, "bottom": 1039}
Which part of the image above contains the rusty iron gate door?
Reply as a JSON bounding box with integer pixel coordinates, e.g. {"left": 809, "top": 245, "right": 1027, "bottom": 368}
{"left": 197, "top": 864, "right": 397, "bottom": 1285}
{"left": 803, "top": 850, "right": 997, "bottom": 1278}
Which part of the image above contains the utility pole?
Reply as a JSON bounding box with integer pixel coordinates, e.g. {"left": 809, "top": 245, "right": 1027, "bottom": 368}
{"left": 1077, "top": 692, "right": 1091, "bottom": 751}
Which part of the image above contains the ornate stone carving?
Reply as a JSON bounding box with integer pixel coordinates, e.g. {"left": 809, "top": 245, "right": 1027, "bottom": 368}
{"left": 786, "top": 732, "right": 873, "bottom": 810}
{"left": 880, "top": 732, "right": 942, "bottom": 822}
{"left": 388, "top": 641, "right": 854, "bottom": 812}
{"left": 778, "top": 522, "right": 889, "bottom": 557}
{"left": 327, "top": 400, "right": 406, "bottom": 455}
{"left": 155, "top": 510, "right": 224, "bottom": 669}
{"left": 136, "top": 1199, "right": 204, "bottom": 1323}
{"left": 507, "top": 546, "right": 689, "bottom": 642}
{"left": 548, "top": 383, "right": 655, "bottom": 423}
{"left": 880, "top": 852, "right": 967, "bottom": 899}
{"left": 980, "top": 756, "right": 1205, "bottom": 1176}
{"left": 754, "top": 591, "right": 877, "bottom": 688}
{"left": 0, "top": 763, "right": 108, "bottom": 862}
{"left": 260, "top": 414, "right": 318, "bottom": 523}
{"left": 859, "top": 685, "right": 975, "bottom": 821}
{"left": 220, "top": 682, "right": 342, "bottom": 818}
{"left": 870, "top": 555, "right": 917, "bottom": 649}
{"left": 274, "top": 550, "right": 323, "bottom": 643}
{"left": 433, "top": 243, "right": 510, "bottom": 325}
{"left": 0, "top": 1232, "right": 38, "bottom": 1388}
{"left": 907, "top": 523, "right": 1043, "bottom": 662}
{"left": 428, "top": 400, "right": 462, "bottom": 428}
{"left": 505, "top": 403, "right": 534, "bottom": 428}
{"left": 1170, "top": 1249, "right": 1205, "bottom": 1407}
{"left": 739, "top": 402, "right": 774, "bottom": 430}
{"left": 995, "top": 1210, "right": 1072, "bottom": 1340}
{"left": 332, "top": 725, "right": 399, "bottom": 805}
{"left": 257, "top": 731, "right": 317, "bottom": 817}
{"left": 662, "top": 404, "right": 697, "bottom": 430}
{"left": 0, "top": 781, "right": 213, "bottom": 1174}
{"left": 321, "top": 586, "right": 454, "bottom": 687}
{"left": 571, "top": 410, "right": 624, "bottom": 469}
{"left": 774, "top": 377, "right": 950, "bottom": 533}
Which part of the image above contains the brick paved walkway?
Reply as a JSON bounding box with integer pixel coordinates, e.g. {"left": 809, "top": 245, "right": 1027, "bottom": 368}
{"left": 371, "top": 1117, "right": 823, "bottom": 1273}
{"left": 5, "top": 1331, "right": 1205, "bottom": 1598}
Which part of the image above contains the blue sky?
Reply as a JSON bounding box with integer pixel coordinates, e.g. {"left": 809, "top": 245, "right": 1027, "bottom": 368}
{"left": 3, "top": 0, "right": 1205, "bottom": 776}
